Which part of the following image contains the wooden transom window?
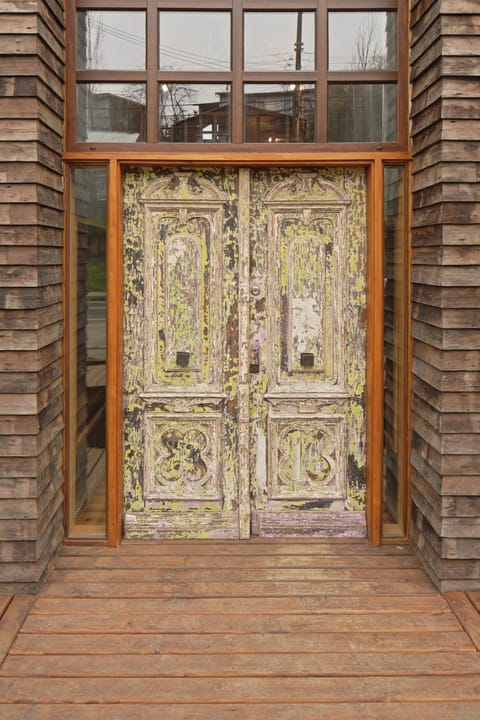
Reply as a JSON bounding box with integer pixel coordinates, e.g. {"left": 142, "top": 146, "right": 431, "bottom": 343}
{"left": 68, "top": 1, "right": 407, "bottom": 150}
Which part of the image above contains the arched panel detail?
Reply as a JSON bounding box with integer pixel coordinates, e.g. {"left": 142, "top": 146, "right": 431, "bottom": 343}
{"left": 140, "top": 171, "right": 228, "bottom": 205}
{"left": 287, "top": 233, "right": 326, "bottom": 374}
{"left": 264, "top": 172, "right": 352, "bottom": 205}
{"left": 164, "top": 233, "right": 202, "bottom": 373}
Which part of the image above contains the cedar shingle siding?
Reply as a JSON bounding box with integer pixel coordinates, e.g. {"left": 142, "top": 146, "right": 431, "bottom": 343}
{"left": 0, "top": 0, "right": 65, "bottom": 591}
{"left": 410, "top": 0, "right": 480, "bottom": 589}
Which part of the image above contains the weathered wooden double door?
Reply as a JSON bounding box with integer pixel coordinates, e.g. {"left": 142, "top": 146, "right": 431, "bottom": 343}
{"left": 123, "top": 167, "right": 367, "bottom": 539}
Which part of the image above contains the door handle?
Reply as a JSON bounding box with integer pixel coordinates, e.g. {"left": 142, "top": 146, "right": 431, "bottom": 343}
{"left": 249, "top": 349, "right": 260, "bottom": 374}
{"left": 176, "top": 351, "right": 190, "bottom": 367}
{"left": 300, "top": 352, "right": 314, "bottom": 368}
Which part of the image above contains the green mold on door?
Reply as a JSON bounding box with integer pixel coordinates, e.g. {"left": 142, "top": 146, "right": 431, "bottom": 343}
{"left": 123, "top": 167, "right": 366, "bottom": 539}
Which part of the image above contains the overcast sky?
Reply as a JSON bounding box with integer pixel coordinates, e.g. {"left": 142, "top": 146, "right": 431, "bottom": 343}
{"left": 79, "top": 10, "right": 393, "bottom": 74}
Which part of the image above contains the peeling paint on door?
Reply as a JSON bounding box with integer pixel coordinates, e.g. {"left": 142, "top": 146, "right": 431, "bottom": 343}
{"left": 249, "top": 168, "right": 367, "bottom": 537}
{"left": 123, "top": 167, "right": 366, "bottom": 539}
{"left": 123, "top": 168, "right": 239, "bottom": 538}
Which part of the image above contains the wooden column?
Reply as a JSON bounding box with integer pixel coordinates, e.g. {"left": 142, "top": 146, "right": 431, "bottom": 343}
{"left": 410, "top": 0, "right": 480, "bottom": 590}
{"left": 0, "top": 0, "right": 65, "bottom": 591}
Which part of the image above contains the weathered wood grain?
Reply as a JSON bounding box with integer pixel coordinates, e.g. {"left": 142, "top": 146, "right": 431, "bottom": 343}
{"left": 40, "top": 579, "right": 437, "bottom": 598}
{"left": 30, "top": 593, "right": 450, "bottom": 616}
{"left": 60, "top": 539, "right": 415, "bottom": 556}
{"left": 445, "top": 592, "right": 480, "bottom": 650}
{"left": 3, "top": 651, "right": 480, "bottom": 679}
{"left": 1, "top": 703, "right": 480, "bottom": 720}
{"left": 0, "top": 0, "right": 65, "bottom": 592}
{"left": 40, "top": 566, "right": 433, "bottom": 585}
{"left": 2, "top": 541, "right": 479, "bottom": 716}
{"left": 20, "top": 611, "right": 459, "bottom": 636}
{"left": 410, "top": 0, "right": 480, "bottom": 591}
{"left": 0, "top": 595, "right": 11, "bottom": 619}
{"left": 468, "top": 591, "right": 480, "bottom": 614}
{"left": 0, "top": 595, "right": 34, "bottom": 665}
{"left": 50, "top": 554, "right": 422, "bottom": 571}
{"left": 4, "top": 675, "right": 480, "bottom": 704}
{"left": 11, "top": 628, "right": 474, "bottom": 657}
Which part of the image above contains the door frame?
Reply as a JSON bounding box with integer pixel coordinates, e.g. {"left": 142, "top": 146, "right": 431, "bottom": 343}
{"left": 64, "top": 150, "right": 411, "bottom": 547}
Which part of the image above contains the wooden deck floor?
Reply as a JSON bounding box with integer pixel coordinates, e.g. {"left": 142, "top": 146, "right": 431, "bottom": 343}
{"left": 2, "top": 539, "right": 480, "bottom": 718}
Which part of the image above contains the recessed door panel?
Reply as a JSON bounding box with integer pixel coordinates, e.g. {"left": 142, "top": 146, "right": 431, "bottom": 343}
{"left": 123, "top": 167, "right": 366, "bottom": 539}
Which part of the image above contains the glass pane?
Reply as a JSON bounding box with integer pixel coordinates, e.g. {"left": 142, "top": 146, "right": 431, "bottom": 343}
{"left": 77, "top": 83, "right": 146, "bottom": 143}
{"left": 159, "top": 84, "right": 230, "bottom": 142}
{"left": 244, "top": 12, "right": 315, "bottom": 71}
{"left": 244, "top": 84, "right": 315, "bottom": 143}
{"left": 77, "top": 11, "right": 145, "bottom": 70}
{"left": 159, "top": 12, "right": 230, "bottom": 70}
{"left": 328, "top": 84, "right": 396, "bottom": 142}
{"left": 67, "top": 167, "right": 108, "bottom": 538}
{"left": 383, "top": 165, "right": 408, "bottom": 538}
{"left": 328, "top": 12, "right": 396, "bottom": 70}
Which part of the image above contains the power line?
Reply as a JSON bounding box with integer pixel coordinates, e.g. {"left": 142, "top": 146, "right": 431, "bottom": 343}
{"left": 87, "top": 19, "right": 229, "bottom": 71}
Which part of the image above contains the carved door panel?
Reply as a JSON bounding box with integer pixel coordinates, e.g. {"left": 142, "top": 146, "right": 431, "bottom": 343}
{"left": 248, "top": 168, "right": 367, "bottom": 537}
{"left": 123, "top": 168, "right": 240, "bottom": 538}
{"left": 122, "top": 167, "right": 366, "bottom": 539}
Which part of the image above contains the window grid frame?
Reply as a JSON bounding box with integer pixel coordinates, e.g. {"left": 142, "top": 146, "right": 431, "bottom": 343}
{"left": 68, "top": 0, "right": 406, "bottom": 151}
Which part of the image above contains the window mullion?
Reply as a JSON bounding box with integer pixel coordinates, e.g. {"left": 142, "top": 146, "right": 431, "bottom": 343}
{"left": 69, "top": 0, "right": 404, "bottom": 150}
{"left": 146, "top": 2, "right": 158, "bottom": 143}
{"left": 316, "top": 0, "right": 328, "bottom": 142}
{"left": 231, "top": 1, "right": 243, "bottom": 143}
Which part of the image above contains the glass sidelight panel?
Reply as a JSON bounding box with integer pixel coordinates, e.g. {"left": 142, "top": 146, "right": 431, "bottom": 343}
{"left": 67, "top": 167, "right": 108, "bottom": 538}
{"left": 383, "top": 165, "right": 409, "bottom": 538}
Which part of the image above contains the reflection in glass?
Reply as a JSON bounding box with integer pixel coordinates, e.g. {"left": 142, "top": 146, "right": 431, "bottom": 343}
{"left": 244, "top": 12, "right": 315, "bottom": 71}
{"left": 67, "top": 167, "right": 108, "bottom": 537}
{"left": 383, "top": 165, "right": 408, "bottom": 537}
{"left": 328, "top": 84, "right": 396, "bottom": 142}
{"left": 244, "top": 84, "right": 315, "bottom": 143}
{"left": 77, "top": 11, "right": 145, "bottom": 70}
{"left": 328, "top": 12, "right": 396, "bottom": 70}
{"left": 159, "top": 84, "right": 230, "bottom": 142}
{"left": 77, "top": 83, "right": 146, "bottom": 143}
{"left": 159, "top": 12, "right": 230, "bottom": 70}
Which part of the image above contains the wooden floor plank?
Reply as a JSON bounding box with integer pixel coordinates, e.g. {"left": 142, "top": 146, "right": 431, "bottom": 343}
{"left": 40, "top": 579, "right": 437, "bottom": 597}
{"left": 10, "top": 631, "right": 475, "bottom": 656}
{"left": 53, "top": 554, "right": 421, "bottom": 570}
{"left": 3, "top": 676, "right": 480, "bottom": 704}
{"left": 445, "top": 592, "right": 480, "bottom": 651}
{"left": 1, "top": 702, "right": 480, "bottom": 720}
{"left": 2, "top": 540, "right": 480, "bottom": 718}
{"left": 61, "top": 540, "right": 414, "bottom": 556}
{"left": 19, "top": 610, "right": 461, "bottom": 635}
{"left": 45, "top": 567, "right": 430, "bottom": 583}
{"left": 30, "top": 594, "right": 451, "bottom": 616}
{"left": 468, "top": 590, "right": 480, "bottom": 614}
{"left": 0, "top": 596, "right": 12, "bottom": 619}
{"left": 3, "top": 651, "right": 480, "bottom": 678}
{"left": 0, "top": 596, "right": 34, "bottom": 666}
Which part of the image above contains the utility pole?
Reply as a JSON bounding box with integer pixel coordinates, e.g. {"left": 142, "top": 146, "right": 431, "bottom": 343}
{"left": 295, "top": 11, "right": 303, "bottom": 70}
{"left": 293, "top": 11, "right": 303, "bottom": 139}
